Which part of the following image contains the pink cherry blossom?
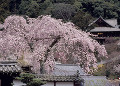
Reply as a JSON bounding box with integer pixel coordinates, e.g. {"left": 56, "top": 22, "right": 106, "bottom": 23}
{"left": 0, "top": 15, "right": 108, "bottom": 73}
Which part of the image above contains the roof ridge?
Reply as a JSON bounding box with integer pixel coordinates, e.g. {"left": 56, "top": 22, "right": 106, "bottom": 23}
{"left": 56, "top": 64, "right": 79, "bottom": 66}
{"left": 88, "top": 16, "right": 115, "bottom": 28}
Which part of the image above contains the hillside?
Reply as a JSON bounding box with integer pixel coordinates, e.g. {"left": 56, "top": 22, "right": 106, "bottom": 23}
{"left": 0, "top": 0, "right": 120, "bottom": 31}
{"left": 0, "top": 15, "right": 108, "bottom": 74}
{"left": 104, "top": 38, "right": 120, "bottom": 78}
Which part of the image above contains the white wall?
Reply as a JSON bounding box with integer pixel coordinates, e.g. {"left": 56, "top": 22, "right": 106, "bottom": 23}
{"left": 42, "top": 82, "right": 74, "bottom": 86}
{"left": 42, "top": 82, "right": 54, "bottom": 86}
{"left": 56, "top": 82, "right": 73, "bottom": 86}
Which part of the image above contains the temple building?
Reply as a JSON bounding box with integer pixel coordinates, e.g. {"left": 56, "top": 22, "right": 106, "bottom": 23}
{"left": 36, "top": 63, "right": 107, "bottom": 86}
{"left": 0, "top": 61, "right": 21, "bottom": 86}
{"left": 88, "top": 16, "right": 120, "bottom": 37}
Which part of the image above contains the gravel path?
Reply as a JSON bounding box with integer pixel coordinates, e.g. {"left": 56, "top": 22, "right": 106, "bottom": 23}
{"left": 13, "top": 80, "right": 26, "bottom": 86}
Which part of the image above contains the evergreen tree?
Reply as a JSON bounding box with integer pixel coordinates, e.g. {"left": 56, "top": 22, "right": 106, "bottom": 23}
{"left": 19, "top": 0, "right": 40, "bottom": 17}
{"left": 0, "top": 0, "right": 11, "bottom": 23}
{"left": 51, "top": 3, "right": 76, "bottom": 21}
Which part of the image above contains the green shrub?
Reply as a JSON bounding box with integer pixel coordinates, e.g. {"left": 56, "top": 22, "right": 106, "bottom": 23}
{"left": 18, "top": 73, "right": 35, "bottom": 84}
{"left": 27, "top": 79, "right": 46, "bottom": 86}
{"left": 17, "top": 73, "right": 45, "bottom": 86}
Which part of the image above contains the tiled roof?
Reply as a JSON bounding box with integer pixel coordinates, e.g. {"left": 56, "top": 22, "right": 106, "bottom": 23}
{"left": 36, "top": 74, "right": 82, "bottom": 82}
{"left": 90, "top": 27, "right": 120, "bottom": 32}
{"left": 36, "top": 64, "right": 85, "bottom": 82}
{"left": 105, "top": 19, "right": 118, "bottom": 28}
{"left": 51, "top": 64, "right": 86, "bottom": 76}
{"left": 0, "top": 61, "right": 21, "bottom": 73}
{"left": 88, "top": 16, "right": 116, "bottom": 28}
